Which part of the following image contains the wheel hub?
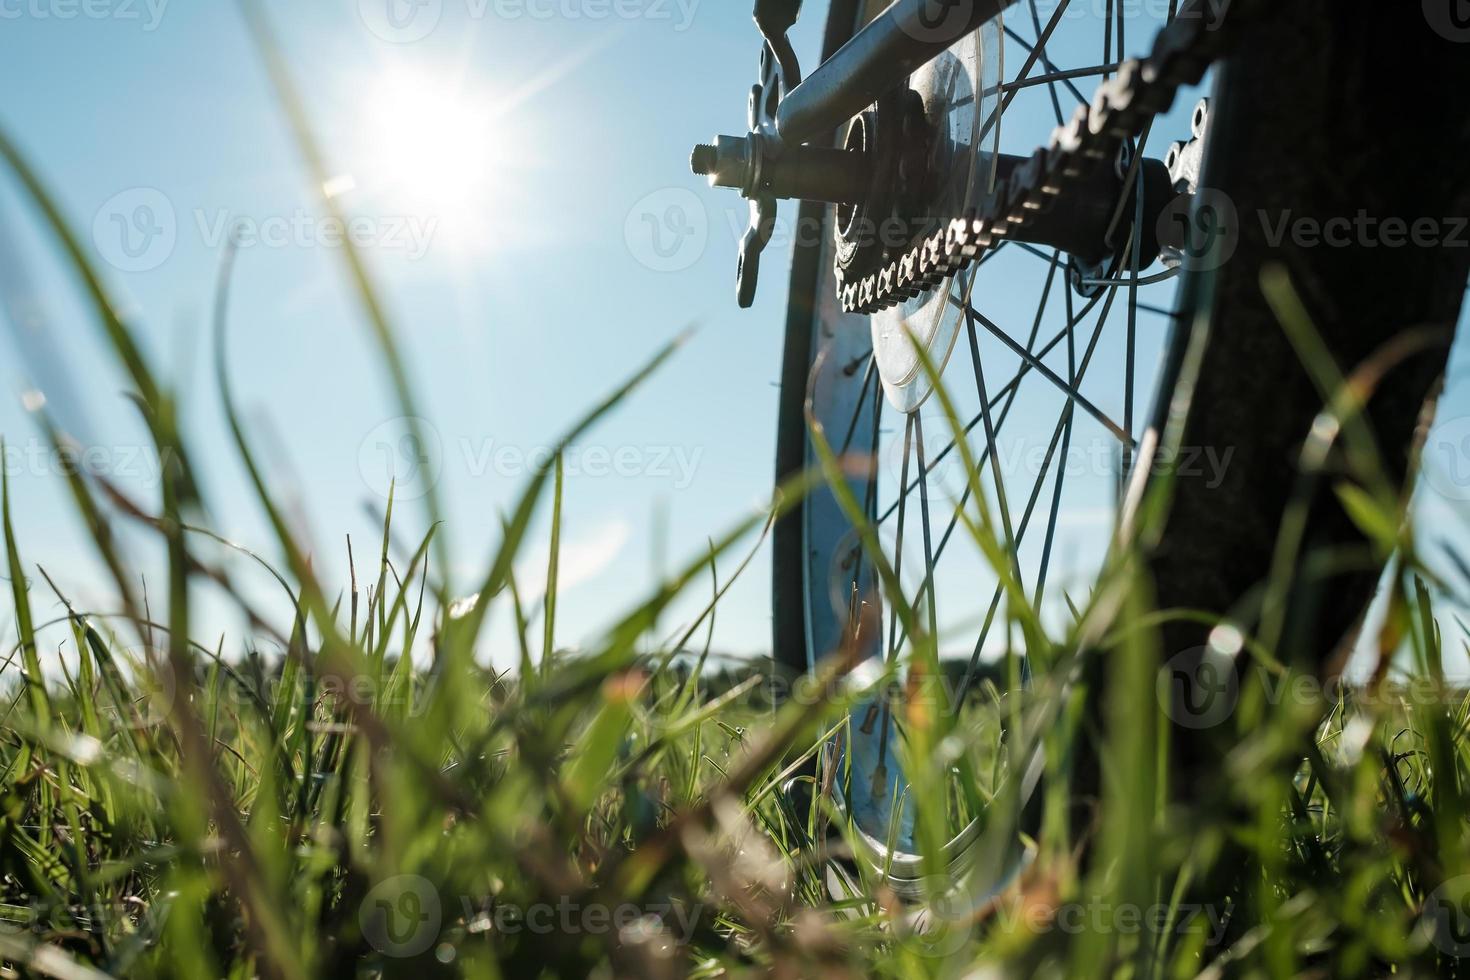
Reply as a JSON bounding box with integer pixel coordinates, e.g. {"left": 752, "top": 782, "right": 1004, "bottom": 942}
{"left": 690, "top": 17, "right": 1180, "bottom": 411}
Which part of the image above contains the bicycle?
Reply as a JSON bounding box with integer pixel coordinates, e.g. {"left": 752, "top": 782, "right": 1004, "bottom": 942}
{"left": 689, "top": 0, "right": 1470, "bottom": 912}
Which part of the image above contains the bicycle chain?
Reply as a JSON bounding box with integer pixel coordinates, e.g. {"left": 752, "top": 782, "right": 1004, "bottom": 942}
{"left": 836, "top": 0, "right": 1264, "bottom": 315}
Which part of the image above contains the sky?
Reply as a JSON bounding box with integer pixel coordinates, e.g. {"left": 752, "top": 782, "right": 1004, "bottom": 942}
{"left": 1, "top": 0, "right": 1468, "bottom": 675}
{"left": 0, "top": 0, "right": 807, "bottom": 665}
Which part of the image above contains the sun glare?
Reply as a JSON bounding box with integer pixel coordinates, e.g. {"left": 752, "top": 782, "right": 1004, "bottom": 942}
{"left": 357, "top": 70, "right": 504, "bottom": 249}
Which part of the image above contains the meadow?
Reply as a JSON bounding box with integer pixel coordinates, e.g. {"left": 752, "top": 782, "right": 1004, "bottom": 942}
{"left": 1, "top": 17, "right": 1469, "bottom": 979}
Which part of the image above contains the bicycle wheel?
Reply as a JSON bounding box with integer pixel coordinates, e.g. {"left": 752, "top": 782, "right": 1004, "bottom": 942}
{"left": 770, "top": 0, "right": 1470, "bottom": 901}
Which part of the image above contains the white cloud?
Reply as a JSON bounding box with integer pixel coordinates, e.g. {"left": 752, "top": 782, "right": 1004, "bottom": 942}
{"left": 515, "top": 517, "right": 631, "bottom": 605}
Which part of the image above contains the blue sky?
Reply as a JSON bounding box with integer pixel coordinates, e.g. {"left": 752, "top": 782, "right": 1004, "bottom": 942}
{"left": 0, "top": 1, "right": 824, "bottom": 663}
{"left": 2, "top": 1, "right": 1468, "bottom": 673}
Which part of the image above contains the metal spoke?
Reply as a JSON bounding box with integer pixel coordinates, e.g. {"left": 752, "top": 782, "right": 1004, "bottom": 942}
{"left": 873, "top": 412, "right": 914, "bottom": 799}
{"left": 1027, "top": 0, "right": 1067, "bottom": 124}
{"left": 891, "top": 257, "right": 1114, "bottom": 658}
{"left": 954, "top": 287, "right": 1120, "bottom": 701}
{"left": 1116, "top": 0, "right": 1126, "bottom": 68}
{"left": 875, "top": 286, "right": 1107, "bottom": 527}
{"left": 885, "top": 256, "right": 1056, "bottom": 655}
{"left": 954, "top": 386, "right": 1079, "bottom": 704}
{"left": 959, "top": 300, "right": 1133, "bottom": 446}
{"left": 971, "top": 62, "right": 1121, "bottom": 103}
{"left": 1010, "top": 240, "right": 1062, "bottom": 264}
{"left": 886, "top": 414, "right": 915, "bottom": 666}
{"left": 1137, "top": 302, "right": 1186, "bottom": 319}
{"left": 858, "top": 375, "right": 884, "bottom": 593}
{"left": 816, "top": 0, "right": 1182, "bottom": 823}
{"left": 961, "top": 276, "right": 1023, "bottom": 592}
{"left": 838, "top": 354, "right": 878, "bottom": 456}
{"left": 1035, "top": 281, "right": 1080, "bottom": 605}
{"left": 1002, "top": 27, "right": 1091, "bottom": 106}
{"left": 865, "top": 368, "right": 883, "bottom": 523}
{"left": 914, "top": 415, "right": 939, "bottom": 647}
{"left": 976, "top": 0, "right": 1072, "bottom": 148}
{"left": 1080, "top": 267, "right": 1179, "bottom": 288}
{"left": 1123, "top": 159, "right": 1146, "bottom": 482}
{"left": 777, "top": 0, "right": 1224, "bottom": 868}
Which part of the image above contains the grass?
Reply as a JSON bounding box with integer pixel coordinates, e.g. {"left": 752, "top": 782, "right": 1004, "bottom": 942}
{"left": 1, "top": 13, "right": 1469, "bottom": 979}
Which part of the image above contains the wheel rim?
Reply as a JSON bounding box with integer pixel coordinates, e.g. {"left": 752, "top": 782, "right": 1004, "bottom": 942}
{"left": 798, "top": 0, "right": 1204, "bottom": 889}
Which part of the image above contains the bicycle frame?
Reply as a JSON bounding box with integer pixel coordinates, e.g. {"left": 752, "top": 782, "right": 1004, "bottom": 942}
{"left": 775, "top": 0, "right": 1017, "bottom": 144}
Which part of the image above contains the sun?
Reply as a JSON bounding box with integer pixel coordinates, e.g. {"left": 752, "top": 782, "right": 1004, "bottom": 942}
{"left": 354, "top": 69, "right": 504, "bottom": 248}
